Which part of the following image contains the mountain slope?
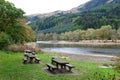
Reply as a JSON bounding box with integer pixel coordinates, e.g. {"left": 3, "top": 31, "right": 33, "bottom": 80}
{"left": 71, "top": 0, "right": 120, "bottom": 12}
{"left": 27, "top": 0, "right": 120, "bottom": 33}
{"left": 75, "top": 4, "right": 120, "bottom": 30}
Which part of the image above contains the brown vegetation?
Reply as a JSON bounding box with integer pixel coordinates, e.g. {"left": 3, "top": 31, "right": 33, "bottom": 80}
{"left": 7, "top": 43, "right": 41, "bottom": 52}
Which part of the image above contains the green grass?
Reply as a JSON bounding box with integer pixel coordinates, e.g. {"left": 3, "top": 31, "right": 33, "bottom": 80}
{"left": 0, "top": 51, "right": 119, "bottom": 80}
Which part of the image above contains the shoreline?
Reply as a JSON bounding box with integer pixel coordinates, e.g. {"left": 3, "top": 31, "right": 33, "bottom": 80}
{"left": 25, "top": 41, "right": 119, "bottom": 62}
{"left": 41, "top": 49, "right": 116, "bottom": 62}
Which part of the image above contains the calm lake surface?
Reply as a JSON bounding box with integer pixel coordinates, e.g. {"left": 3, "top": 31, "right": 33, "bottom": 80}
{"left": 37, "top": 41, "right": 120, "bottom": 56}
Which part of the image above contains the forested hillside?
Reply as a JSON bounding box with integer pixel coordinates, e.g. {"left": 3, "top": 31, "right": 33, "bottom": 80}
{"left": 75, "top": 4, "right": 120, "bottom": 30}
{"left": 27, "top": 0, "right": 120, "bottom": 34}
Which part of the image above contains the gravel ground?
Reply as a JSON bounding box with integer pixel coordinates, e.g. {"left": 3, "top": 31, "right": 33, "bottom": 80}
{"left": 42, "top": 50, "right": 116, "bottom": 62}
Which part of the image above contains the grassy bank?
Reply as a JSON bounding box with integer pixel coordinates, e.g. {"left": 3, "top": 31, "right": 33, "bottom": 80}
{"left": 0, "top": 51, "right": 119, "bottom": 80}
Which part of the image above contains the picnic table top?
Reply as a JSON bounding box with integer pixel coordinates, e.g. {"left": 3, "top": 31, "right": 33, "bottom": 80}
{"left": 52, "top": 59, "right": 69, "bottom": 64}
{"left": 24, "top": 50, "right": 32, "bottom": 53}
{"left": 24, "top": 52, "right": 36, "bottom": 58}
{"left": 27, "top": 53, "right": 36, "bottom": 58}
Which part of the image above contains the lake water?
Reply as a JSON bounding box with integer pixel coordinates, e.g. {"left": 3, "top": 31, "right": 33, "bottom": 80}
{"left": 37, "top": 41, "right": 120, "bottom": 56}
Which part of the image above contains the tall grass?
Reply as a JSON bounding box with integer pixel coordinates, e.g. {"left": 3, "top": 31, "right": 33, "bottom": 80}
{"left": 0, "top": 51, "right": 119, "bottom": 80}
{"left": 6, "top": 44, "right": 41, "bottom": 52}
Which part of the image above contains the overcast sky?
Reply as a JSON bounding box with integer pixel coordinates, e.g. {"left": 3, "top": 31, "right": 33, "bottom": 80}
{"left": 6, "top": 0, "right": 90, "bottom": 15}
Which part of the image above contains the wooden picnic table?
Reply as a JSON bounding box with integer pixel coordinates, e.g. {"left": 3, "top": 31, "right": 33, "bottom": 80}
{"left": 52, "top": 59, "right": 69, "bottom": 69}
{"left": 23, "top": 50, "right": 40, "bottom": 64}
{"left": 27, "top": 53, "right": 36, "bottom": 63}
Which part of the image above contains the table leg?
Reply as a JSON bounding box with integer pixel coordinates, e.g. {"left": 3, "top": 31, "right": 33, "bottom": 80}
{"left": 29, "top": 58, "right": 33, "bottom": 63}
{"left": 56, "top": 63, "right": 59, "bottom": 68}
{"left": 61, "top": 64, "right": 66, "bottom": 69}
{"left": 61, "top": 65, "right": 62, "bottom": 69}
{"left": 64, "top": 65, "right": 66, "bottom": 69}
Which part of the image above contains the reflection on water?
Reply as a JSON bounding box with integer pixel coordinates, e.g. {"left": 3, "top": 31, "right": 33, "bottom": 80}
{"left": 37, "top": 43, "right": 120, "bottom": 56}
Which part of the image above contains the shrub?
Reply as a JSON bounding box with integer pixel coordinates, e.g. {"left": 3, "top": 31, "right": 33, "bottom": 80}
{"left": 0, "top": 32, "right": 10, "bottom": 49}
{"left": 88, "top": 72, "right": 117, "bottom": 80}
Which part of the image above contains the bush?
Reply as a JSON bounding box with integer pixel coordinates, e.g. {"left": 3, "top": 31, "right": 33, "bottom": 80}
{"left": 88, "top": 72, "right": 117, "bottom": 80}
{"left": 0, "top": 32, "right": 10, "bottom": 49}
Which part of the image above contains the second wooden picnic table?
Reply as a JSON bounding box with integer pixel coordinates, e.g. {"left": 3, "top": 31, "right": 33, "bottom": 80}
{"left": 27, "top": 53, "right": 36, "bottom": 63}
{"left": 23, "top": 50, "right": 40, "bottom": 64}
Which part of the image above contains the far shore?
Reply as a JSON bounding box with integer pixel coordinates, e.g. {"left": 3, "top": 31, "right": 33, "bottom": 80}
{"left": 36, "top": 40, "right": 120, "bottom": 48}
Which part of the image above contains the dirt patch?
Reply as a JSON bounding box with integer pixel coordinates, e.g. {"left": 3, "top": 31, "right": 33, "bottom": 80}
{"left": 99, "top": 65, "right": 113, "bottom": 68}
{"left": 44, "top": 67, "right": 79, "bottom": 75}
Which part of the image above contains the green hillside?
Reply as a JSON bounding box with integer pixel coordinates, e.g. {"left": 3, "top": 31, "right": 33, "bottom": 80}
{"left": 74, "top": 4, "right": 120, "bottom": 30}
{"left": 27, "top": 2, "right": 120, "bottom": 34}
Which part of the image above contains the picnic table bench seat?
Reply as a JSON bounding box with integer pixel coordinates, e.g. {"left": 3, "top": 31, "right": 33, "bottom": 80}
{"left": 23, "top": 57, "right": 27, "bottom": 64}
{"left": 47, "top": 63, "right": 57, "bottom": 72}
{"left": 65, "top": 64, "right": 74, "bottom": 72}
{"left": 35, "top": 57, "right": 40, "bottom": 63}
